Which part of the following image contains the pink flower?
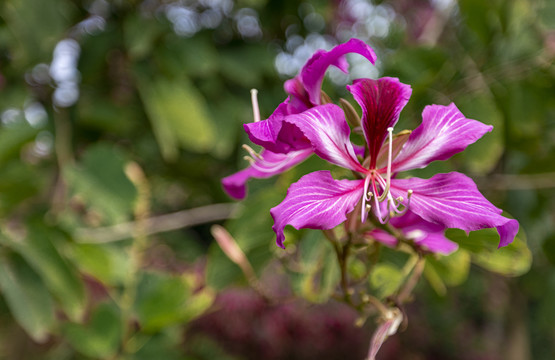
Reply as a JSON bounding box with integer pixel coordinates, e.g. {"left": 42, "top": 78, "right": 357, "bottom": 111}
{"left": 270, "top": 77, "right": 518, "bottom": 249}
{"left": 222, "top": 39, "right": 376, "bottom": 199}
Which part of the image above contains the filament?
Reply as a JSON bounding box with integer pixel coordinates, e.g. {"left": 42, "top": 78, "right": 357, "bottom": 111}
{"left": 251, "top": 89, "right": 260, "bottom": 123}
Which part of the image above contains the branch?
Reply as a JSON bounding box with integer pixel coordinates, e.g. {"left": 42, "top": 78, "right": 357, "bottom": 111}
{"left": 475, "top": 172, "right": 555, "bottom": 190}
{"left": 75, "top": 203, "right": 239, "bottom": 243}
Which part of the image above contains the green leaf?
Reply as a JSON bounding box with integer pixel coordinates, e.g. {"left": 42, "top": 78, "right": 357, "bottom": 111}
{"left": 135, "top": 271, "right": 214, "bottom": 332}
{"left": 123, "top": 12, "right": 164, "bottom": 60}
{"left": 63, "top": 302, "right": 122, "bottom": 359}
{"left": 136, "top": 74, "right": 216, "bottom": 160}
{"left": 206, "top": 189, "right": 281, "bottom": 289}
{"left": 0, "top": 252, "right": 56, "bottom": 343}
{"left": 0, "top": 120, "right": 39, "bottom": 167}
{"left": 455, "top": 95, "right": 504, "bottom": 173}
{"left": 369, "top": 263, "right": 405, "bottom": 299}
{"left": 4, "top": 224, "right": 86, "bottom": 321}
{"left": 0, "top": 160, "right": 43, "bottom": 216}
{"left": 447, "top": 227, "right": 532, "bottom": 277}
{"left": 131, "top": 331, "right": 184, "bottom": 360}
{"left": 425, "top": 250, "right": 471, "bottom": 288}
{"left": 3, "top": 0, "right": 74, "bottom": 67}
{"left": 291, "top": 231, "right": 340, "bottom": 303}
{"left": 64, "top": 143, "right": 138, "bottom": 225}
{"left": 67, "top": 243, "right": 131, "bottom": 286}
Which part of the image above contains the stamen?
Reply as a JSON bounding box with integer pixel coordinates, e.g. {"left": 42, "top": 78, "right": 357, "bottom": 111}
{"left": 250, "top": 89, "right": 260, "bottom": 122}
{"left": 406, "top": 189, "right": 413, "bottom": 208}
{"left": 243, "top": 156, "right": 255, "bottom": 165}
{"left": 361, "top": 175, "right": 372, "bottom": 223}
{"left": 372, "top": 181, "right": 389, "bottom": 224}
{"left": 380, "top": 127, "right": 394, "bottom": 202}
{"left": 242, "top": 144, "right": 263, "bottom": 160}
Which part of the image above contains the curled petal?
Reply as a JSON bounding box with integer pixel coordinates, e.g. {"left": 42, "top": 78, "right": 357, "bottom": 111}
{"left": 392, "top": 103, "right": 493, "bottom": 172}
{"left": 284, "top": 38, "right": 377, "bottom": 113}
{"left": 243, "top": 101, "right": 309, "bottom": 153}
{"left": 284, "top": 104, "right": 366, "bottom": 172}
{"left": 271, "top": 171, "right": 364, "bottom": 248}
{"left": 390, "top": 172, "right": 518, "bottom": 248}
{"left": 347, "top": 78, "right": 412, "bottom": 167}
{"left": 368, "top": 211, "right": 458, "bottom": 255}
{"left": 413, "top": 233, "right": 458, "bottom": 255}
{"left": 222, "top": 149, "right": 312, "bottom": 200}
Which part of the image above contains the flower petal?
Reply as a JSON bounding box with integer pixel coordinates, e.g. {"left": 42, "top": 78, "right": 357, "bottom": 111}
{"left": 222, "top": 149, "right": 312, "bottom": 199}
{"left": 369, "top": 211, "right": 458, "bottom": 255}
{"left": 271, "top": 171, "right": 364, "bottom": 248}
{"left": 243, "top": 101, "right": 310, "bottom": 153}
{"left": 347, "top": 78, "right": 412, "bottom": 167}
{"left": 390, "top": 172, "right": 518, "bottom": 248}
{"left": 284, "top": 39, "right": 377, "bottom": 113}
{"left": 414, "top": 233, "right": 458, "bottom": 255}
{"left": 284, "top": 104, "right": 366, "bottom": 172}
{"left": 392, "top": 103, "right": 493, "bottom": 172}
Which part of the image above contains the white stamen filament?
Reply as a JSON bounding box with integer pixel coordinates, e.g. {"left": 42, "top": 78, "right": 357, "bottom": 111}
{"left": 242, "top": 144, "right": 263, "bottom": 160}
{"left": 247, "top": 151, "right": 299, "bottom": 173}
{"left": 359, "top": 128, "right": 414, "bottom": 224}
{"left": 250, "top": 89, "right": 260, "bottom": 123}
{"left": 378, "top": 127, "right": 394, "bottom": 202}
{"left": 361, "top": 175, "right": 372, "bottom": 223}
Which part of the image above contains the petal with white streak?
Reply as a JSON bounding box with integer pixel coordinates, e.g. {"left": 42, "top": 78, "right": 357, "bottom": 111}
{"left": 392, "top": 103, "right": 493, "bottom": 172}
{"left": 243, "top": 101, "right": 309, "bottom": 154}
{"left": 284, "top": 104, "right": 366, "bottom": 172}
{"left": 271, "top": 171, "right": 364, "bottom": 248}
{"left": 222, "top": 148, "right": 312, "bottom": 200}
{"left": 390, "top": 172, "right": 518, "bottom": 248}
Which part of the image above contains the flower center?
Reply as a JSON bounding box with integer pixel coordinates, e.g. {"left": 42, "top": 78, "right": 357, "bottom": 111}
{"left": 360, "top": 127, "right": 412, "bottom": 224}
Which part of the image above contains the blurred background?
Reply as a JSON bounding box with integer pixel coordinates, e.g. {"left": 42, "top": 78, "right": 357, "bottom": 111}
{"left": 0, "top": 0, "right": 553, "bottom": 359}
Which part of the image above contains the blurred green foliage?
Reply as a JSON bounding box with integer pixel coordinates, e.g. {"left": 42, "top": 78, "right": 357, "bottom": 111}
{"left": 0, "top": 0, "right": 552, "bottom": 359}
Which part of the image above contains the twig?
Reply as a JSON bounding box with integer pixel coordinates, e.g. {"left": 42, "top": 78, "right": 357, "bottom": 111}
{"left": 475, "top": 172, "right": 555, "bottom": 190}
{"left": 75, "top": 203, "right": 239, "bottom": 243}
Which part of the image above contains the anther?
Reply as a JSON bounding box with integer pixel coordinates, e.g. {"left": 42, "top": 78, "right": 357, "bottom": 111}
{"left": 366, "top": 204, "right": 372, "bottom": 210}
{"left": 243, "top": 156, "right": 255, "bottom": 165}
{"left": 242, "top": 144, "right": 263, "bottom": 160}
{"left": 250, "top": 89, "right": 261, "bottom": 123}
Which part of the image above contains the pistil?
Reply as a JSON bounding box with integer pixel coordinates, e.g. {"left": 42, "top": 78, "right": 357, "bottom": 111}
{"left": 360, "top": 127, "right": 413, "bottom": 224}
{"left": 251, "top": 89, "right": 260, "bottom": 123}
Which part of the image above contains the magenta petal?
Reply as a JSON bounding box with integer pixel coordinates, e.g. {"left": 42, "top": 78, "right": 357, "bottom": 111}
{"left": 284, "top": 39, "right": 377, "bottom": 112}
{"left": 284, "top": 104, "right": 366, "bottom": 172}
{"left": 367, "top": 230, "right": 398, "bottom": 248}
{"left": 390, "top": 172, "right": 519, "bottom": 248}
{"left": 392, "top": 103, "right": 493, "bottom": 172}
{"left": 271, "top": 171, "right": 364, "bottom": 248}
{"left": 374, "top": 211, "right": 458, "bottom": 255}
{"left": 347, "top": 78, "right": 412, "bottom": 166}
{"left": 243, "top": 101, "right": 309, "bottom": 154}
{"left": 222, "top": 149, "right": 312, "bottom": 200}
{"left": 414, "top": 233, "right": 458, "bottom": 255}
